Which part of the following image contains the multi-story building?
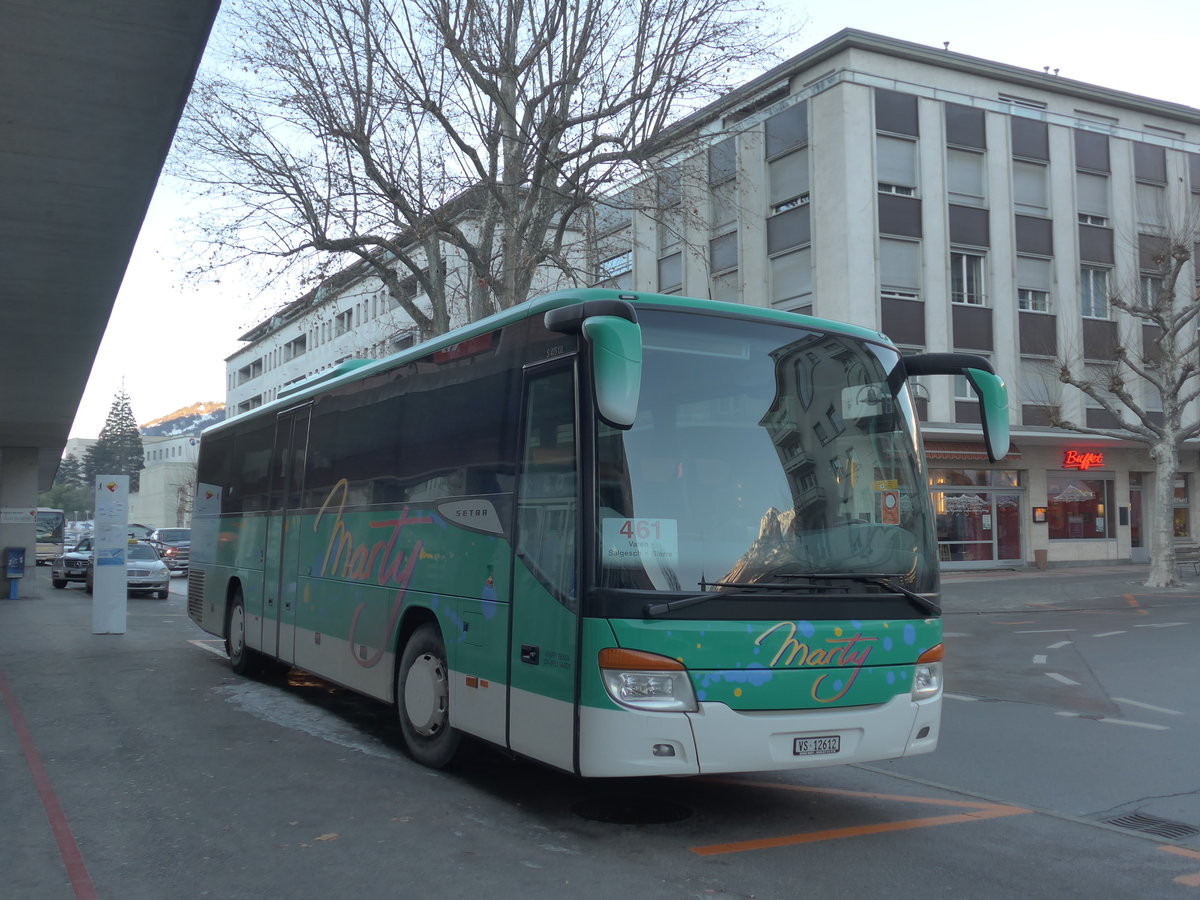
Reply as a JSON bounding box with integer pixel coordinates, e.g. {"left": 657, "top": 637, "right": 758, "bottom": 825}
{"left": 224, "top": 28, "right": 1200, "bottom": 569}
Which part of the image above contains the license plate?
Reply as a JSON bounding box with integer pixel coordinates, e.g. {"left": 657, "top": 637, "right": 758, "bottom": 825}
{"left": 793, "top": 735, "right": 840, "bottom": 756}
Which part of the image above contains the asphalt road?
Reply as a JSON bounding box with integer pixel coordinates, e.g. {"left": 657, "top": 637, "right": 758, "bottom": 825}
{"left": 3, "top": 568, "right": 1199, "bottom": 899}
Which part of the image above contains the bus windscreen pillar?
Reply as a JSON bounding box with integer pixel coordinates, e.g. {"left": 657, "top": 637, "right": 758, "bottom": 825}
{"left": 93, "top": 475, "right": 129, "bottom": 635}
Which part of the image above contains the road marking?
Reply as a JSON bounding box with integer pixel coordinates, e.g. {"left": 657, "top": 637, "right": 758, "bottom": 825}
{"left": 1047, "top": 640, "right": 1072, "bottom": 649}
{"left": 1055, "top": 711, "right": 1169, "bottom": 731}
{"left": 1033, "top": 654, "right": 1047, "bottom": 665}
{"left": 1161, "top": 847, "right": 1200, "bottom": 887}
{"left": 943, "top": 692, "right": 978, "bottom": 702}
{"left": 1134, "top": 622, "right": 1188, "bottom": 628}
{"left": 943, "top": 632, "right": 972, "bottom": 638}
{"left": 689, "top": 781, "right": 1029, "bottom": 855}
{"left": 189, "top": 639, "right": 228, "bottom": 658}
{"left": 0, "top": 667, "right": 99, "bottom": 900}
{"left": 1123, "top": 595, "right": 1149, "bottom": 615}
{"left": 1016, "top": 629, "right": 1076, "bottom": 634}
{"left": 1046, "top": 673, "right": 1080, "bottom": 686}
{"left": 1113, "top": 697, "right": 1183, "bottom": 716}
{"left": 1091, "top": 631, "right": 1126, "bottom": 638}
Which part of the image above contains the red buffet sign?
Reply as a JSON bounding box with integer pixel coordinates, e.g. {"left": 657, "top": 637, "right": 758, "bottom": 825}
{"left": 1062, "top": 449, "right": 1104, "bottom": 470}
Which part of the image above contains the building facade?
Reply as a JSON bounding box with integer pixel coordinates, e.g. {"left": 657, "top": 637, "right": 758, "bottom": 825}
{"left": 224, "top": 29, "right": 1200, "bottom": 569}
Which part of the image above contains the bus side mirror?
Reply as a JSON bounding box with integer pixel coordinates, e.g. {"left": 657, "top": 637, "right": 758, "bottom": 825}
{"left": 581, "top": 316, "right": 642, "bottom": 429}
{"left": 903, "top": 352, "right": 1010, "bottom": 463}
{"left": 545, "top": 299, "right": 643, "bottom": 429}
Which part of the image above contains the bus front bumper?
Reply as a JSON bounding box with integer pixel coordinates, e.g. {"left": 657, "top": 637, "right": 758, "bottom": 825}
{"left": 576, "top": 692, "right": 939, "bottom": 778}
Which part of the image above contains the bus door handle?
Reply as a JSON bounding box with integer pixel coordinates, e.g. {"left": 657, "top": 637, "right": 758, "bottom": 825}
{"left": 520, "top": 644, "right": 540, "bottom": 665}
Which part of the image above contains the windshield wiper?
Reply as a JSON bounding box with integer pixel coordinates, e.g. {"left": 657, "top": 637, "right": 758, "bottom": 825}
{"left": 769, "top": 572, "right": 940, "bottom": 616}
{"left": 644, "top": 576, "right": 849, "bottom": 617}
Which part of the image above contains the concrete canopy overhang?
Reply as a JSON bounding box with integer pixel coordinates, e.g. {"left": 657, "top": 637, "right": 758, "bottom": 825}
{"left": 0, "top": 1, "right": 221, "bottom": 490}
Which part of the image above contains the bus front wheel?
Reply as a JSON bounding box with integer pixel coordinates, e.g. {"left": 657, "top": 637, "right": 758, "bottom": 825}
{"left": 397, "top": 623, "right": 461, "bottom": 768}
{"left": 225, "top": 589, "right": 260, "bottom": 676}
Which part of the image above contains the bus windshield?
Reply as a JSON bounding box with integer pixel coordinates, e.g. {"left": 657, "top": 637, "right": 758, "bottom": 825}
{"left": 595, "top": 310, "right": 935, "bottom": 596}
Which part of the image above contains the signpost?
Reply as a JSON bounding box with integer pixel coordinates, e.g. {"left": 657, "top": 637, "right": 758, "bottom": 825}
{"left": 93, "top": 475, "right": 129, "bottom": 634}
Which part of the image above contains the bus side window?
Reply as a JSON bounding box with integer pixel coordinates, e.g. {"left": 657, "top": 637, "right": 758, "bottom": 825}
{"left": 517, "top": 369, "right": 577, "bottom": 606}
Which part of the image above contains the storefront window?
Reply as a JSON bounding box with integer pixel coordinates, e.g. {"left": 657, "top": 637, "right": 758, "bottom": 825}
{"left": 928, "top": 469, "right": 1019, "bottom": 487}
{"left": 1047, "top": 474, "right": 1114, "bottom": 540}
{"left": 929, "top": 469, "right": 1022, "bottom": 563}
{"left": 1173, "top": 474, "right": 1190, "bottom": 538}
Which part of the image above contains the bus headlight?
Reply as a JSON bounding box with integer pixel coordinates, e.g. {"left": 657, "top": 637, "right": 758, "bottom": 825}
{"left": 912, "top": 643, "right": 944, "bottom": 699}
{"left": 599, "top": 648, "right": 697, "bottom": 712}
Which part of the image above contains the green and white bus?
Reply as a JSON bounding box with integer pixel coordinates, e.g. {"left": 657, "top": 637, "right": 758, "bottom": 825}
{"left": 188, "top": 289, "right": 1007, "bottom": 777}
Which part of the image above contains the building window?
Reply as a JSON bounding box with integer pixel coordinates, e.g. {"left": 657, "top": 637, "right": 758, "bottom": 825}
{"left": 1076, "top": 168, "right": 1108, "bottom": 225}
{"left": 770, "top": 246, "right": 811, "bottom": 307}
{"left": 1017, "top": 256, "right": 1052, "bottom": 312}
{"left": 1136, "top": 182, "right": 1167, "bottom": 230}
{"left": 1047, "top": 474, "right": 1114, "bottom": 540}
{"left": 335, "top": 310, "right": 353, "bottom": 336}
{"left": 945, "top": 102, "right": 986, "bottom": 150}
{"left": 709, "top": 137, "right": 737, "bottom": 230}
{"left": 1011, "top": 117, "right": 1049, "bottom": 161}
{"left": 769, "top": 146, "right": 809, "bottom": 211}
{"left": 880, "top": 238, "right": 920, "bottom": 299}
{"left": 1013, "top": 160, "right": 1048, "bottom": 215}
{"left": 597, "top": 251, "right": 632, "bottom": 290}
{"left": 709, "top": 231, "right": 738, "bottom": 274}
{"left": 765, "top": 102, "right": 808, "bottom": 158}
{"left": 284, "top": 335, "right": 307, "bottom": 361}
{"left": 237, "top": 358, "right": 263, "bottom": 385}
{"left": 767, "top": 204, "right": 810, "bottom": 255}
{"left": 1174, "top": 475, "right": 1191, "bottom": 538}
{"left": 951, "top": 251, "right": 986, "bottom": 305}
{"left": 877, "top": 135, "right": 917, "bottom": 195}
{"left": 657, "top": 251, "right": 682, "bottom": 293}
{"left": 1074, "top": 130, "right": 1109, "bottom": 173}
{"left": 875, "top": 89, "right": 919, "bottom": 136}
{"left": 1140, "top": 274, "right": 1164, "bottom": 307}
{"left": 947, "top": 148, "right": 985, "bottom": 206}
{"left": 1080, "top": 266, "right": 1109, "bottom": 319}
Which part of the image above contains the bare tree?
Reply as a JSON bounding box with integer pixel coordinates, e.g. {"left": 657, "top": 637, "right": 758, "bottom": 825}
{"left": 175, "top": 0, "right": 787, "bottom": 336}
{"left": 1045, "top": 234, "right": 1198, "bottom": 587}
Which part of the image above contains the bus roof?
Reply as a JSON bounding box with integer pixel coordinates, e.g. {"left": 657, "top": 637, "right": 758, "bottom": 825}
{"left": 211, "top": 289, "right": 891, "bottom": 435}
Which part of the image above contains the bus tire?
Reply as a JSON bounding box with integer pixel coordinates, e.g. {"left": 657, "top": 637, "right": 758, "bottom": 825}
{"left": 225, "top": 588, "right": 261, "bottom": 676}
{"left": 397, "top": 622, "right": 461, "bottom": 769}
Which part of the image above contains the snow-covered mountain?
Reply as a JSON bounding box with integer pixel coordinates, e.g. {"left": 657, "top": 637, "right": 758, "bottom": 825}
{"left": 139, "top": 401, "right": 226, "bottom": 437}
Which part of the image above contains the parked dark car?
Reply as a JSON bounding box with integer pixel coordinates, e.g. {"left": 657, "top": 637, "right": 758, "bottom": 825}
{"left": 51, "top": 536, "right": 94, "bottom": 588}
{"left": 150, "top": 527, "right": 190, "bottom": 574}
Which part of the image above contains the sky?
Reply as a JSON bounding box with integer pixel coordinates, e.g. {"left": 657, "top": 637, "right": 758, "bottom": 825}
{"left": 67, "top": 0, "right": 1200, "bottom": 438}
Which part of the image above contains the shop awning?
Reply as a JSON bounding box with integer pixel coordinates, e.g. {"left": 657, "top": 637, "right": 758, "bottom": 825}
{"left": 923, "top": 440, "right": 1022, "bottom": 461}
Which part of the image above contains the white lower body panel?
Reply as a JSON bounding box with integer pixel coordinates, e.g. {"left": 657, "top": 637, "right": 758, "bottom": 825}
{"left": 578, "top": 692, "right": 940, "bottom": 777}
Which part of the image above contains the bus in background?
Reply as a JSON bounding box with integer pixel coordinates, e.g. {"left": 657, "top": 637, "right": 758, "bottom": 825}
{"left": 188, "top": 289, "right": 1008, "bottom": 777}
{"left": 35, "top": 507, "right": 65, "bottom": 565}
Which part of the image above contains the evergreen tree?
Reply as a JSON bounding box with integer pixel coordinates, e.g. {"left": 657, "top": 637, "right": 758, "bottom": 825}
{"left": 84, "top": 390, "right": 146, "bottom": 491}
{"left": 54, "top": 453, "right": 85, "bottom": 488}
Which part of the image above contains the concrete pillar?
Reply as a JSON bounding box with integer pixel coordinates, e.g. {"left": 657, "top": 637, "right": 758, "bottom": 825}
{"left": 0, "top": 446, "right": 40, "bottom": 597}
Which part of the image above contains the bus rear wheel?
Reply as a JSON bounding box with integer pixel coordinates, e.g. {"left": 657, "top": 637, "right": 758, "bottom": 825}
{"left": 397, "top": 623, "right": 461, "bottom": 768}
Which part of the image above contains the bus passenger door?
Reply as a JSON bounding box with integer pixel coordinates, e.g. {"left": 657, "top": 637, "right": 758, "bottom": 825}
{"left": 509, "top": 363, "right": 580, "bottom": 772}
{"left": 262, "top": 405, "right": 310, "bottom": 663}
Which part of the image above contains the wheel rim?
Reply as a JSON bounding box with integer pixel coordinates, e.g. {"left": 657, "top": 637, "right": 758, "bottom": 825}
{"left": 230, "top": 604, "right": 245, "bottom": 661}
{"left": 404, "top": 652, "right": 447, "bottom": 736}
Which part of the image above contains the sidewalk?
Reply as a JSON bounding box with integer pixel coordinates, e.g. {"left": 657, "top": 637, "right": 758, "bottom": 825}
{"left": 939, "top": 562, "right": 1200, "bottom": 613}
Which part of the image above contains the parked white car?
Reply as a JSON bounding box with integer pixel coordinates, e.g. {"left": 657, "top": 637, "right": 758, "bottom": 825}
{"left": 85, "top": 540, "right": 171, "bottom": 599}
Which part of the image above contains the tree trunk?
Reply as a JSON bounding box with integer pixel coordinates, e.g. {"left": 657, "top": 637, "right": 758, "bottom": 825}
{"left": 1145, "top": 441, "right": 1180, "bottom": 587}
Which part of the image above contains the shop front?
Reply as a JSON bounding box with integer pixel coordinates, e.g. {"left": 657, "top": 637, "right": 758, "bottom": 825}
{"left": 925, "top": 437, "right": 1197, "bottom": 570}
{"left": 925, "top": 442, "right": 1024, "bottom": 569}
